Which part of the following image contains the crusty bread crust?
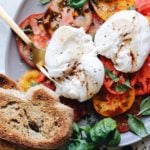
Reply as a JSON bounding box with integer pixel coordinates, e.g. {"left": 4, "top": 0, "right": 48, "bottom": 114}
{"left": 0, "top": 85, "right": 73, "bottom": 149}
{"left": 0, "top": 74, "right": 18, "bottom": 150}
{"left": 0, "top": 74, "right": 18, "bottom": 90}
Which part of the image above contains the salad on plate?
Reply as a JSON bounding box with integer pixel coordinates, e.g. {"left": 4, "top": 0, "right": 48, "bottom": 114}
{"left": 8, "top": 0, "right": 150, "bottom": 149}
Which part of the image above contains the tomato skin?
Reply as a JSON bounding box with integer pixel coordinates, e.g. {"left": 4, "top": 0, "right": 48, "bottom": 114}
{"left": 131, "top": 56, "right": 150, "bottom": 95}
{"left": 135, "top": 0, "right": 150, "bottom": 16}
{"left": 100, "top": 56, "right": 128, "bottom": 95}
{"left": 17, "top": 13, "right": 50, "bottom": 67}
{"left": 35, "top": 73, "right": 46, "bottom": 83}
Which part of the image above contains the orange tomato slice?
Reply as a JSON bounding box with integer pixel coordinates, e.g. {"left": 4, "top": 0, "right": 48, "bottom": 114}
{"left": 91, "top": 0, "right": 135, "bottom": 20}
{"left": 93, "top": 88, "right": 135, "bottom": 117}
{"left": 19, "top": 70, "right": 45, "bottom": 91}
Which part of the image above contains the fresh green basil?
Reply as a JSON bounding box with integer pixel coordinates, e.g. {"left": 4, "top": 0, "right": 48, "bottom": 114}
{"left": 67, "top": 118, "right": 120, "bottom": 149}
{"left": 105, "top": 68, "right": 119, "bottom": 82}
{"left": 30, "top": 82, "right": 39, "bottom": 87}
{"left": 138, "top": 96, "right": 150, "bottom": 116}
{"left": 80, "top": 125, "right": 91, "bottom": 138}
{"left": 115, "top": 79, "right": 132, "bottom": 92}
{"left": 108, "top": 129, "right": 121, "bottom": 146}
{"left": 40, "top": 0, "right": 50, "bottom": 5}
{"left": 67, "top": 0, "right": 88, "bottom": 9}
{"left": 72, "top": 123, "right": 81, "bottom": 139}
{"left": 68, "top": 139, "right": 95, "bottom": 150}
{"left": 90, "top": 118, "right": 117, "bottom": 144}
{"left": 128, "top": 114, "right": 148, "bottom": 137}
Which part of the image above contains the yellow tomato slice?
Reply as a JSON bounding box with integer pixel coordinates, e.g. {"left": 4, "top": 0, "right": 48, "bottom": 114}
{"left": 93, "top": 88, "right": 135, "bottom": 117}
{"left": 91, "top": 0, "right": 135, "bottom": 20}
{"left": 19, "top": 70, "right": 45, "bottom": 91}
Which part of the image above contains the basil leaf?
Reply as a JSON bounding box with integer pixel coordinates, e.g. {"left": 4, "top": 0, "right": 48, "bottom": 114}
{"left": 124, "top": 79, "right": 132, "bottom": 88}
{"left": 108, "top": 129, "right": 121, "bottom": 146}
{"left": 80, "top": 125, "right": 91, "bottom": 138}
{"left": 30, "top": 82, "right": 39, "bottom": 87}
{"left": 73, "top": 123, "right": 81, "bottom": 139}
{"left": 138, "top": 96, "right": 150, "bottom": 116}
{"left": 115, "top": 80, "right": 132, "bottom": 92}
{"left": 105, "top": 68, "right": 119, "bottom": 82}
{"left": 40, "top": 0, "right": 50, "bottom": 5}
{"left": 128, "top": 114, "right": 148, "bottom": 137}
{"left": 68, "top": 139, "right": 95, "bottom": 150}
{"left": 67, "top": 0, "right": 88, "bottom": 9}
{"left": 90, "top": 118, "right": 117, "bottom": 144}
{"left": 115, "top": 84, "right": 129, "bottom": 92}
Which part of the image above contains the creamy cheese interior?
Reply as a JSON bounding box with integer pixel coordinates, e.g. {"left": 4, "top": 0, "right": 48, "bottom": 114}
{"left": 95, "top": 10, "right": 150, "bottom": 73}
{"left": 45, "top": 26, "right": 104, "bottom": 102}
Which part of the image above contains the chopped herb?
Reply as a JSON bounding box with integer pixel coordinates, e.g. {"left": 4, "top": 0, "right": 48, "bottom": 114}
{"left": 105, "top": 68, "right": 119, "bottom": 82}
{"left": 115, "top": 79, "right": 132, "bottom": 92}
{"left": 124, "top": 79, "right": 132, "bottom": 88}
{"left": 30, "top": 82, "right": 39, "bottom": 87}
{"left": 67, "top": 0, "right": 88, "bottom": 9}
{"left": 40, "top": 0, "right": 50, "bottom": 5}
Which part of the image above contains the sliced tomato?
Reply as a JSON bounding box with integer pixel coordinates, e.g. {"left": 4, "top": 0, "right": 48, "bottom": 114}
{"left": 18, "top": 70, "right": 56, "bottom": 91}
{"left": 17, "top": 13, "right": 50, "bottom": 67}
{"left": 131, "top": 56, "right": 150, "bottom": 96}
{"left": 19, "top": 70, "right": 46, "bottom": 91}
{"left": 87, "top": 13, "right": 104, "bottom": 36}
{"left": 135, "top": 0, "right": 150, "bottom": 16}
{"left": 60, "top": 97, "right": 90, "bottom": 121}
{"left": 93, "top": 87, "right": 135, "bottom": 117}
{"left": 100, "top": 56, "right": 130, "bottom": 95}
{"left": 35, "top": 73, "right": 45, "bottom": 83}
{"left": 91, "top": 0, "right": 135, "bottom": 20}
{"left": 43, "top": 0, "right": 92, "bottom": 35}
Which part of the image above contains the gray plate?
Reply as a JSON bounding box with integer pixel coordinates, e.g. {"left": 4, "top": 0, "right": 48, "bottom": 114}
{"left": 0, "top": 0, "right": 149, "bottom": 147}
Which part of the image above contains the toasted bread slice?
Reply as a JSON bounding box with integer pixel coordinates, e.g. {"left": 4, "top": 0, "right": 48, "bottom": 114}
{"left": 0, "top": 74, "right": 36, "bottom": 150}
{"left": 0, "top": 85, "right": 73, "bottom": 149}
{"left": 0, "top": 74, "right": 18, "bottom": 150}
{"left": 0, "top": 74, "right": 18, "bottom": 90}
{"left": 0, "top": 140, "right": 16, "bottom": 150}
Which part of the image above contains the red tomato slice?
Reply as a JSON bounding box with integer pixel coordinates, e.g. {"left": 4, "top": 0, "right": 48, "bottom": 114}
{"left": 17, "top": 13, "right": 50, "bottom": 67}
{"left": 100, "top": 56, "right": 129, "bottom": 95}
{"left": 131, "top": 56, "right": 150, "bottom": 95}
{"left": 43, "top": 0, "right": 92, "bottom": 35}
{"left": 135, "top": 0, "right": 150, "bottom": 16}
